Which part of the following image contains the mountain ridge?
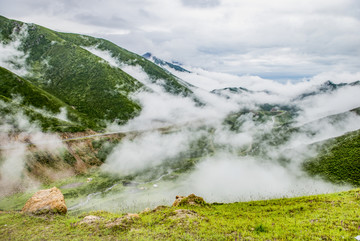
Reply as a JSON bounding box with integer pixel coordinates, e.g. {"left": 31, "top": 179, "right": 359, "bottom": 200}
{"left": 142, "top": 52, "right": 191, "bottom": 73}
{"left": 0, "top": 15, "right": 196, "bottom": 130}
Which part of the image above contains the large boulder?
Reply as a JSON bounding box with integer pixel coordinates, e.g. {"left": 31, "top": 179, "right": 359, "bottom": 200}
{"left": 172, "top": 194, "right": 206, "bottom": 207}
{"left": 22, "top": 187, "right": 67, "bottom": 215}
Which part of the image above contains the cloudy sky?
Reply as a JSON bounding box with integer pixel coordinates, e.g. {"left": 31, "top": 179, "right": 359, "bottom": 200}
{"left": 1, "top": 0, "right": 359, "bottom": 81}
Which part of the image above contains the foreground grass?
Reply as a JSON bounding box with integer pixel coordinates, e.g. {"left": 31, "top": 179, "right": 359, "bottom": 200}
{"left": 1, "top": 189, "right": 359, "bottom": 240}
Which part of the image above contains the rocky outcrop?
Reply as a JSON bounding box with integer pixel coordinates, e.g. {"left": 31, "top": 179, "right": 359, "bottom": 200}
{"left": 22, "top": 187, "right": 67, "bottom": 215}
{"left": 172, "top": 194, "right": 206, "bottom": 207}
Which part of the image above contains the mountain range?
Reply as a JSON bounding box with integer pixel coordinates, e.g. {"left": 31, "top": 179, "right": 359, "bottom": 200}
{"left": 0, "top": 15, "right": 194, "bottom": 131}
{"left": 1, "top": 15, "right": 360, "bottom": 210}
{"left": 1, "top": 13, "right": 360, "bottom": 241}
{"left": 1, "top": 14, "right": 359, "bottom": 133}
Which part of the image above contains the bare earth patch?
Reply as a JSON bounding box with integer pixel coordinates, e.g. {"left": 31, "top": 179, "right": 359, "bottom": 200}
{"left": 169, "top": 209, "right": 199, "bottom": 220}
{"left": 78, "top": 215, "right": 103, "bottom": 225}
{"left": 106, "top": 213, "right": 140, "bottom": 229}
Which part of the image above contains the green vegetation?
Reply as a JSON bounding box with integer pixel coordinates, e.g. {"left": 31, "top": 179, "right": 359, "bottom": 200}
{"left": 1, "top": 14, "right": 360, "bottom": 240}
{"left": 22, "top": 24, "right": 143, "bottom": 126}
{"left": 303, "top": 129, "right": 360, "bottom": 186}
{"left": 1, "top": 189, "right": 360, "bottom": 240}
{"left": 0, "top": 16, "right": 143, "bottom": 129}
{"left": 0, "top": 66, "right": 91, "bottom": 132}
{"left": 53, "top": 171, "right": 123, "bottom": 208}
{"left": 91, "top": 138, "right": 120, "bottom": 163}
{"left": 56, "top": 32, "right": 194, "bottom": 97}
{"left": 0, "top": 15, "right": 196, "bottom": 131}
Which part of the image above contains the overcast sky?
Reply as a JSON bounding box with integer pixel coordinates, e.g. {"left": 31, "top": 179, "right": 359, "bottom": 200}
{"left": 1, "top": 0, "right": 360, "bottom": 81}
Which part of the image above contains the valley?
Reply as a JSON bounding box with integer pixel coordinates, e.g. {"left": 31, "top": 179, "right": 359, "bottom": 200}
{"left": 0, "top": 15, "right": 360, "bottom": 240}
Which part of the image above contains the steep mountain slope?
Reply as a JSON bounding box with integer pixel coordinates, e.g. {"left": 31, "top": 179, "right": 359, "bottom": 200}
{"left": 54, "top": 33, "right": 194, "bottom": 96}
{"left": 0, "top": 16, "right": 145, "bottom": 126}
{"left": 0, "top": 66, "right": 93, "bottom": 131}
{"left": 0, "top": 16, "right": 195, "bottom": 129}
{"left": 142, "top": 52, "right": 191, "bottom": 73}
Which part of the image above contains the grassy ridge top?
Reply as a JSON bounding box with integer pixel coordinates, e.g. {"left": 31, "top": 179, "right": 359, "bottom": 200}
{"left": 1, "top": 189, "right": 359, "bottom": 240}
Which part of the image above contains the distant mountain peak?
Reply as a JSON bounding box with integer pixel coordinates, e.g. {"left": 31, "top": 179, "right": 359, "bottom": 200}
{"left": 142, "top": 52, "right": 152, "bottom": 59}
{"left": 142, "top": 52, "right": 191, "bottom": 73}
{"left": 325, "top": 80, "right": 334, "bottom": 84}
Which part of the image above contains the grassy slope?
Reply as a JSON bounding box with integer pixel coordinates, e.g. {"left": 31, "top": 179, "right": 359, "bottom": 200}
{"left": 0, "top": 66, "right": 93, "bottom": 131}
{"left": 0, "top": 15, "right": 197, "bottom": 126}
{"left": 24, "top": 24, "right": 144, "bottom": 125}
{"left": 303, "top": 129, "right": 360, "bottom": 186}
{"left": 0, "top": 16, "right": 145, "bottom": 126}
{"left": 56, "top": 32, "right": 194, "bottom": 97}
{"left": 1, "top": 189, "right": 359, "bottom": 240}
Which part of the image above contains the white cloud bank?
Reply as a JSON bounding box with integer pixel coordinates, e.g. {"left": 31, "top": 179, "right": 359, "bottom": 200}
{"left": 97, "top": 55, "right": 360, "bottom": 209}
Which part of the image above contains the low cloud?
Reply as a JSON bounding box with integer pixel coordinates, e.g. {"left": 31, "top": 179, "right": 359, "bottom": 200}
{"left": 98, "top": 61, "right": 359, "bottom": 209}
{"left": 0, "top": 100, "right": 66, "bottom": 197}
{"left": 0, "top": 36, "right": 359, "bottom": 210}
{"left": 103, "top": 130, "right": 195, "bottom": 176}
{"left": 182, "top": 154, "right": 346, "bottom": 203}
{"left": 0, "top": 24, "right": 29, "bottom": 76}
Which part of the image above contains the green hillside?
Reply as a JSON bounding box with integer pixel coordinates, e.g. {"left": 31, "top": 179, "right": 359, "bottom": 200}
{"left": 0, "top": 15, "right": 195, "bottom": 129}
{"left": 55, "top": 32, "right": 194, "bottom": 97}
{"left": 0, "top": 66, "right": 93, "bottom": 132}
{"left": 303, "top": 129, "right": 360, "bottom": 186}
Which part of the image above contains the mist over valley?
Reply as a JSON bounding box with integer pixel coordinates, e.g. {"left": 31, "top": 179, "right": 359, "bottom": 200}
{"left": 0, "top": 11, "right": 359, "bottom": 239}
